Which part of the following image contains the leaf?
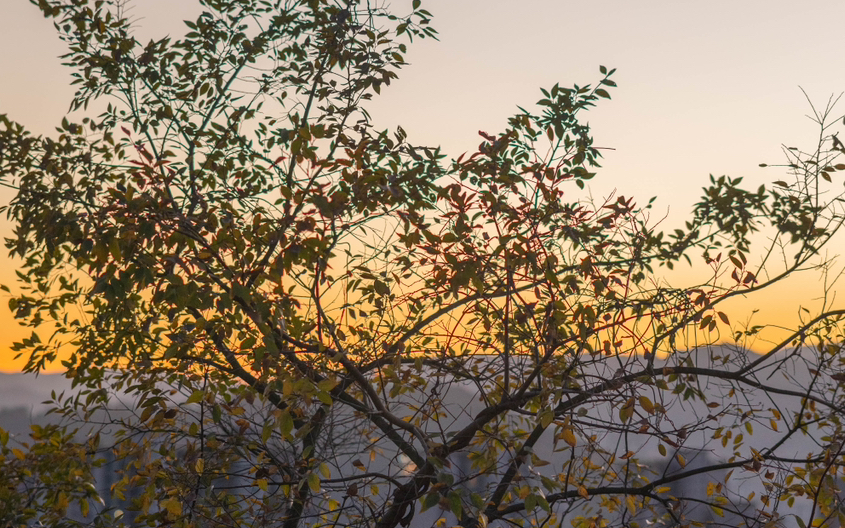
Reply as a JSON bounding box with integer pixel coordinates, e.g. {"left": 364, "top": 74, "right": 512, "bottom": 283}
{"left": 319, "top": 462, "right": 331, "bottom": 479}
{"left": 619, "top": 397, "right": 635, "bottom": 423}
{"left": 638, "top": 395, "right": 655, "bottom": 414}
{"left": 578, "top": 486, "right": 589, "bottom": 499}
{"left": 279, "top": 411, "right": 294, "bottom": 439}
{"left": 561, "top": 427, "right": 578, "bottom": 448}
{"left": 186, "top": 390, "right": 204, "bottom": 404}
{"left": 449, "top": 492, "right": 462, "bottom": 516}
{"left": 162, "top": 498, "right": 181, "bottom": 516}
{"left": 307, "top": 472, "right": 321, "bottom": 493}
{"left": 373, "top": 280, "right": 390, "bottom": 296}
{"left": 421, "top": 492, "right": 439, "bottom": 512}
{"left": 539, "top": 409, "right": 554, "bottom": 428}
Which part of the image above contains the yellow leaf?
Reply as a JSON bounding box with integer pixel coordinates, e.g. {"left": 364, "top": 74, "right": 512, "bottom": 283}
{"left": 257, "top": 478, "right": 268, "bottom": 491}
{"left": 561, "top": 427, "right": 578, "bottom": 448}
{"left": 162, "top": 498, "right": 181, "bottom": 516}
{"left": 478, "top": 513, "right": 488, "bottom": 528}
{"left": 12, "top": 448, "right": 24, "bottom": 460}
{"left": 195, "top": 458, "right": 204, "bottom": 474}
{"left": 578, "top": 486, "right": 589, "bottom": 499}
{"left": 55, "top": 491, "right": 69, "bottom": 511}
{"left": 638, "top": 395, "right": 655, "bottom": 414}
{"left": 319, "top": 462, "right": 331, "bottom": 479}
{"left": 619, "top": 397, "right": 634, "bottom": 423}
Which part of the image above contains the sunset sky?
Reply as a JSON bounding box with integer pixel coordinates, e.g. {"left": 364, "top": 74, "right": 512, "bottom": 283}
{"left": 1, "top": 0, "right": 845, "bottom": 371}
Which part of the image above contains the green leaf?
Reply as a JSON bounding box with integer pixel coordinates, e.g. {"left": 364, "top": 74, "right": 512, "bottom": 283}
{"left": 186, "top": 390, "right": 204, "bottom": 404}
{"left": 539, "top": 409, "right": 554, "bottom": 428}
{"left": 307, "top": 472, "right": 321, "bottom": 493}
{"left": 449, "top": 492, "right": 462, "bottom": 517}
{"left": 421, "top": 492, "right": 439, "bottom": 512}
{"left": 525, "top": 493, "right": 536, "bottom": 512}
{"left": 279, "top": 411, "right": 294, "bottom": 439}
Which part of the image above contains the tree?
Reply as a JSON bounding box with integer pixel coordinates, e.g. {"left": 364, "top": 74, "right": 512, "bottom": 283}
{"left": 2, "top": 0, "right": 845, "bottom": 527}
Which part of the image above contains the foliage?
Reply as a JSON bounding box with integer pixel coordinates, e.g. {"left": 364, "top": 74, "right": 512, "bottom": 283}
{"left": 0, "top": 421, "right": 109, "bottom": 527}
{"left": 3, "top": 0, "right": 845, "bottom": 527}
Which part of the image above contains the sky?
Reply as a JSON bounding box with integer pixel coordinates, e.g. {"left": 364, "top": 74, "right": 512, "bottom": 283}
{"left": 1, "top": 0, "right": 845, "bottom": 371}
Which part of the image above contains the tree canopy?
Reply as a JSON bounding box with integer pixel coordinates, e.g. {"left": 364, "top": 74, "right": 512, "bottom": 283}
{"left": 3, "top": 1, "right": 845, "bottom": 527}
